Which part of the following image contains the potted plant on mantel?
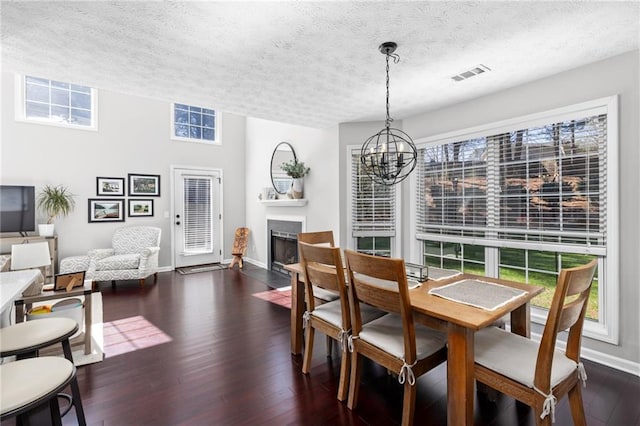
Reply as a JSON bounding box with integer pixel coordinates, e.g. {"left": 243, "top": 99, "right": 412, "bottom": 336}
{"left": 37, "top": 184, "right": 75, "bottom": 237}
{"left": 280, "top": 159, "right": 310, "bottom": 199}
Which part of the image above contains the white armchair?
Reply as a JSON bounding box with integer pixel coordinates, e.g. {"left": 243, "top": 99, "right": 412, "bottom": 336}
{"left": 87, "top": 226, "right": 161, "bottom": 288}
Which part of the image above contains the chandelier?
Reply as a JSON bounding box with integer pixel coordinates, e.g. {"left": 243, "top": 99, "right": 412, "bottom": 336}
{"left": 361, "top": 42, "right": 417, "bottom": 186}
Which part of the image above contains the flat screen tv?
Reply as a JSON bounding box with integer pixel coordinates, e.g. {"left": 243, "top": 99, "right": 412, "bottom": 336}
{"left": 0, "top": 185, "right": 36, "bottom": 235}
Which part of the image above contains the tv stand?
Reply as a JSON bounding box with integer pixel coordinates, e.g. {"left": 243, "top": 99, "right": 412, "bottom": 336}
{"left": 0, "top": 235, "right": 58, "bottom": 283}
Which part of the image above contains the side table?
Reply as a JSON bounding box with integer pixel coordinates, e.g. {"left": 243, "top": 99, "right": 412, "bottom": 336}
{"left": 13, "top": 281, "right": 95, "bottom": 355}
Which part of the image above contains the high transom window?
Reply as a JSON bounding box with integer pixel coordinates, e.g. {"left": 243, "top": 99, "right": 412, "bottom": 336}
{"left": 19, "top": 76, "right": 96, "bottom": 129}
{"left": 171, "top": 103, "right": 219, "bottom": 144}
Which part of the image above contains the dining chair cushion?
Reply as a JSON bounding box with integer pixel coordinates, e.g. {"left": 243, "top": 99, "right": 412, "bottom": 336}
{"left": 0, "top": 356, "right": 74, "bottom": 416}
{"left": 313, "top": 300, "right": 385, "bottom": 328}
{"left": 475, "top": 326, "right": 578, "bottom": 388}
{"left": 95, "top": 253, "right": 141, "bottom": 271}
{"left": 313, "top": 286, "right": 340, "bottom": 302}
{"left": 311, "top": 299, "right": 343, "bottom": 326}
{"left": 359, "top": 313, "right": 447, "bottom": 360}
{"left": 0, "top": 317, "right": 77, "bottom": 354}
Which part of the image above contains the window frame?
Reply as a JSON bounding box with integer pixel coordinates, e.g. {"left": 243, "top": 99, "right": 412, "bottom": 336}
{"left": 346, "top": 144, "right": 402, "bottom": 256}
{"left": 170, "top": 103, "right": 221, "bottom": 145}
{"left": 409, "top": 96, "right": 619, "bottom": 344}
{"left": 14, "top": 75, "right": 98, "bottom": 131}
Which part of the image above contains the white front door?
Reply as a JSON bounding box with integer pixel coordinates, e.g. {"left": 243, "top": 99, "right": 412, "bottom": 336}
{"left": 172, "top": 167, "right": 222, "bottom": 268}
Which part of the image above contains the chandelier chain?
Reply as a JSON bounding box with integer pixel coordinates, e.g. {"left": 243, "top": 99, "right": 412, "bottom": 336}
{"left": 385, "top": 53, "right": 391, "bottom": 128}
{"left": 385, "top": 52, "right": 400, "bottom": 128}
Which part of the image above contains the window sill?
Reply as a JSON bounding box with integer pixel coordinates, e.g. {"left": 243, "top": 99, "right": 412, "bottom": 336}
{"left": 259, "top": 199, "right": 307, "bottom": 207}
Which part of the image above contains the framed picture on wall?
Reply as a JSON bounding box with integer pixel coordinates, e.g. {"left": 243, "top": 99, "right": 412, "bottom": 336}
{"left": 96, "top": 177, "right": 125, "bottom": 196}
{"left": 128, "top": 199, "right": 154, "bottom": 217}
{"left": 88, "top": 199, "right": 125, "bottom": 223}
{"left": 128, "top": 173, "right": 160, "bottom": 196}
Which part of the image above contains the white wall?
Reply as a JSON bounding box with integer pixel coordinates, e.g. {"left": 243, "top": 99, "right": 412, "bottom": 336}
{"left": 245, "top": 117, "right": 339, "bottom": 266}
{"left": 1, "top": 72, "right": 247, "bottom": 268}
{"left": 337, "top": 51, "right": 640, "bottom": 369}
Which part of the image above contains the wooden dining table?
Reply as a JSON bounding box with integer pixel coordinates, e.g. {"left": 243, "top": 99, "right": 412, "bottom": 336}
{"left": 284, "top": 262, "right": 544, "bottom": 426}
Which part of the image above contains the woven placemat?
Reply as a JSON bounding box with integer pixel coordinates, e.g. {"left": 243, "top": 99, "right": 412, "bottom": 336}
{"left": 428, "top": 278, "right": 526, "bottom": 310}
{"left": 427, "top": 267, "right": 462, "bottom": 281}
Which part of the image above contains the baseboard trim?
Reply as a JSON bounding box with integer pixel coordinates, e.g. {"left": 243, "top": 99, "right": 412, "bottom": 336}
{"left": 243, "top": 257, "right": 266, "bottom": 269}
{"left": 580, "top": 347, "right": 640, "bottom": 377}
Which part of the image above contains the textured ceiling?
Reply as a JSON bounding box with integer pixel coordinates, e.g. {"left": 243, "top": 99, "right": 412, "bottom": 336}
{"left": 1, "top": 1, "right": 638, "bottom": 129}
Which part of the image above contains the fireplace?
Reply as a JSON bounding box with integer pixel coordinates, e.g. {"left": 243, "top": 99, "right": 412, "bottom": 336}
{"left": 267, "top": 218, "right": 303, "bottom": 274}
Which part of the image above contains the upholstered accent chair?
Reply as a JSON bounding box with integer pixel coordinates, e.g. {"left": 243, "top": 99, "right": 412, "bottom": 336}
{"left": 87, "top": 226, "right": 161, "bottom": 288}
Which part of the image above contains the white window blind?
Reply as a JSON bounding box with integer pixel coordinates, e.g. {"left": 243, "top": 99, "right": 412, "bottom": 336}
{"left": 351, "top": 150, "right": 396, "bottom": 237}
{"left": 183, "top": 176, "right": 213, "bottom": 253}
{"left": 416, "top": 113, "right": 607, "bottom": 253}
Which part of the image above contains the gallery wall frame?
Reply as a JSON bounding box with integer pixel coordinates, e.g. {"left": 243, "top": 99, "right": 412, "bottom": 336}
{"left": 96, "top": 177, "right": 125, "bottom": 196}
{"left": 128, "top": 199, "right": 154, "bottom": 217}
{"left": 88, "top": 198, "right": 125, "bottom": 223}
{"left": 128, "top": 173, "right": 160, "bottom": 196}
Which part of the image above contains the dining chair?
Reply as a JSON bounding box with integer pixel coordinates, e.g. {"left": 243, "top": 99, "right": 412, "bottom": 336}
{"left": 298, "top": 242, "right": 384, "bottom": 401}
{"left": 343, "top": 249, "right": 448, "bottom": 426}
{"left": 297, "top": 231, "right": 339, "bottom": 354}
{"left": 10, "top": 241, "right": 50, "bottom": 294}
{"left": 297, "top": 230, "right": 335, "bottom": 247}
{"left": 474, "top": 259, "right": 597, "bottom": 425}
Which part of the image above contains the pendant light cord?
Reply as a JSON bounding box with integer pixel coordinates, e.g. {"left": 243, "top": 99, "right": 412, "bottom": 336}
{"left": 385, "top": 52, "right": 400, "bottom": 129}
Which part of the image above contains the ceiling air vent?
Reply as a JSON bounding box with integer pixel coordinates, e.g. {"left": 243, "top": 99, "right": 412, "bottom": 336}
{"left": 451, "top": 64, "right": 491, "bottom": 82}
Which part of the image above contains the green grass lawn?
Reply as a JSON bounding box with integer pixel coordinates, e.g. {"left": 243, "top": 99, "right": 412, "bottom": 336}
{"left": 366, "top": 239, "right": 599, "bottom": 320}
{"left": 433, "top": 245, "right": 599, "bottom": 320}
{"left": 499, "top": 267, "right": 599, "bottom": 320}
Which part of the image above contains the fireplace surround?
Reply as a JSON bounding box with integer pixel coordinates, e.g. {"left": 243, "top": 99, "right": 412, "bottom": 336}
{"left": 267, "top": 217, "right": 304, "bottom": 274}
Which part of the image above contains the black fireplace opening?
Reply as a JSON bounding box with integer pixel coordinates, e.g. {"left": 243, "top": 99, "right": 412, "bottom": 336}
{"left": 271, "top": 231, "right": 298, "bottom": 274}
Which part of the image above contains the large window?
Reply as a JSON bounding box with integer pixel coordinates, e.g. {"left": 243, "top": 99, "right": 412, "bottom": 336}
{"left": 347, "top": 146, "right": 399, "bottom": 257}
{"left": 171, "top": 103, "right": 219, "bottom": 144}
{"left": 17, "top": 75, "right": 96, "bottom": 129}
{"left": 413, "top": 97, "right": 618, "bottom": 343}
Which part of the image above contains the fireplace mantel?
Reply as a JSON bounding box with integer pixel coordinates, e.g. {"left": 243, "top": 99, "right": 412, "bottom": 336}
{"left": 260, "top": 199, "right": 307, "bottom": 207}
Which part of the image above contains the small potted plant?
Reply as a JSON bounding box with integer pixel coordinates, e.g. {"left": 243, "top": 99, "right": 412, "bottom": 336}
{"left": 280, "top": 160, "right": 310, "bottom": 199}
{"left": 37, "top": 184, "right": 75, "bottom": 236}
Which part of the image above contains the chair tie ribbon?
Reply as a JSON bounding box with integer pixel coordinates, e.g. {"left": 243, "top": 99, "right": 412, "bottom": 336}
{"left": 533, "top": 386, "right": 557, "bottom": 423}
{"left": 337, "top": 329, "right": 350, "bottom": 352}
{"left": 303, "top": 311, "right": 310, "bottom": 329}
{"left": 398, "top": 359, "right": 418, "bottom": 386}
{"left": 577, "top": 362, "right": 588, "bottom": 387}
{"left": 347, "top": 335, "right": 359, "bottom": 353}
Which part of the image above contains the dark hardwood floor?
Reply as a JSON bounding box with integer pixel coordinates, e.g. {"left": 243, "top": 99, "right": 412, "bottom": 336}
{"left": 49, "top": 266, "right": 639, "bottom": 425}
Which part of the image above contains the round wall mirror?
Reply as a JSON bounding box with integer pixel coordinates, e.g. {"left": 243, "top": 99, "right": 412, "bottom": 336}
{"left": 271, "top": 142, "right": 297, "bottom": 194}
